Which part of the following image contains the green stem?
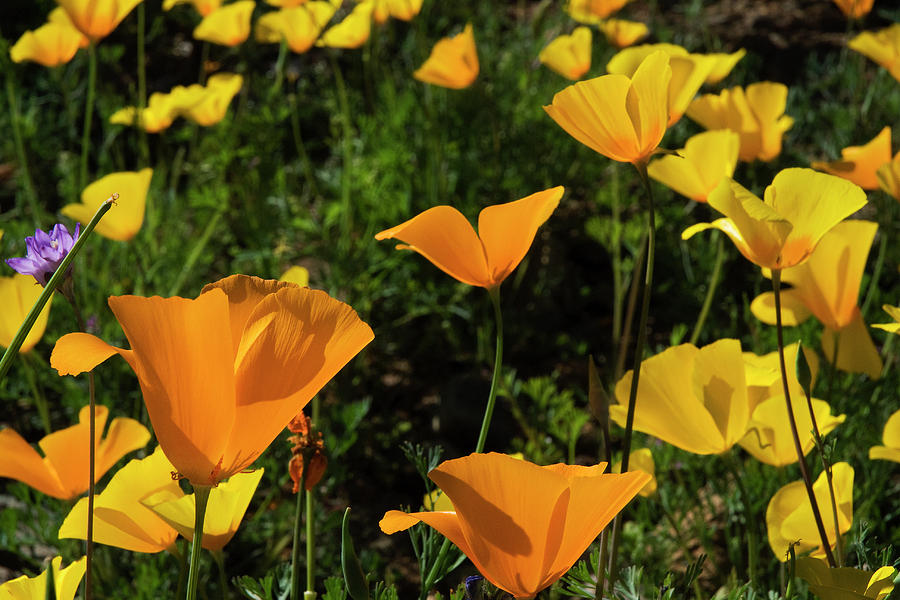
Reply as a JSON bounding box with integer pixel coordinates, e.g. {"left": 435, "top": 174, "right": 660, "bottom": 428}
{"left": 167, "top": 207, "right": 225, "bottom": 297}
{"left": 329, "top": 53, "right": 353, "bottom": 253}
{"left": 5, "top": 71, "right": 41, "bottom": 225}
{"left": 592, "top": 528, "right": 609, "bottom": 600}
{"left": 689, "top": 231, "right": 724, "bottom": 345}
{"left": 474, "top": 286, "right": 504, "bottom": 453}
{"left": 772, "top": 270, "right": 837, "bottom": 567}
{"left": 273, "top": 38, "right": 288, "bottom": 97}
{"left": 861, "top": 233, "right": 887, "bottom": 316}
{"left": 185, "top": 485, "right": 212, "bottom": 600}
{"left": 0, "top": 197, "right": 114, "bottom": 384}
{"left": 614, "top": 231, "right": 647, "bottom": 380}
{"left": 291, "top": 470, "right": 306, "bottom": 600}
{"left": 213, "top": 551, "right": 228, "bottom": 599}
{"left": 606, "top": 162, "right": 656, "bottom": 593}
{"left": 306, "top": 487, "right": 315, "bottom": 597}
{"left": 21, "top": 352, "right": 52, "bottom": 435}
{"left": 289, "top": 92, "right": 319, "bottom": 199}
{"left": 725, "top": 451, "right": 756, "bottom": 585}
{"left": 610, "top": 169, "right": 622, "bottom": 352}
{"left": 136, "top": 2, "right": 149, "bottom": 166}
{"left": 80, "top": 42, "right": 97, "bottom": 192}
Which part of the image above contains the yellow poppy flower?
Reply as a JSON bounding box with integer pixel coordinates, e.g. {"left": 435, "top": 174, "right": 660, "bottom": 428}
{"left": 544, "top": 50, "right": 671, "bottom": 165}
{"left": 742, "top": 343, "right": 815, "bottom": 414}
{"left": 0, "top": 405, "right": 150, "bottom": 500}
{"left": 0, "top": 274, "right": 52, "bottom": 353}
{"left": 606, "top": 43, "right": 744, "bottom": 86}
{"left": 109, "top": 92, "right": 181, "bottom": 133}
{"left": 163, "top": 0, "right": 221, "bottom": 16}
{"left": 374, "top": 187, "right": 562, "bottom": 289}
{"left": 610, "top": 447, "right": 657, "bottom": 497}
{"left": 648, "top": 129, "right": 739, "bottom": 202}
{"left": 10, "top": 21, "right": 85, "bottom": 67}
{"left": 872, "top": 304, "right": 900, "bottom": 334}
{"left": 412, "top": 23, "right": 479, "bottom": 89}
{"left": 182, "top": 73, "right": 243, "bottom": 126}
{"left": 849, "top": 24, "right": 900, "bottom": 82}
{"left": 57, "top": 0, "right": 142, "bottom": 40}
{"left": 766, "top": 462, "right": 854, "bottom": 562}
{"left": 682, "top": 168, "right": 867, "bottom": 270}
{"left": 193, "top": 0, "right": 255, "bottom": 46}
{"left": 255, "top": 2, "right": 337, "bottom": 52}
{"left": 47, "top": 7, "right": 91, "bottom": 48}
{"left": 422, "top": 488, "right": 454, "bottom": 511}
{"left": 565, "top": 0, "right": 630, "bottom": 23}
{"left": 372, "top": 0, "right": 421, "bottom": 23}
{"left": 812, "top": 127, "right": 892, "bottom": 190}
{"left": 797, "top": 557, "right": 895, "bottom": 600}
{"left": 610, "top": 338, "right": 751, "bottom": 455}
{"left": 316, "top": 1, "right": 373, "bottom": 49}
{"left": 61, "top": 169, "right": 153, "bottom": 242}
{"left": 749, "top": 220, "right": 882, "bottom": 378}
{"left": 539, "top": 27, "right": 592, "bottom": 81}
{"left": 869, "top": 409, "right": 900, "bottom": 463}
{"left": 279, "top": 265, "right": 309, "bottom": 286}
{"left": 876, "top": 151, "right": 900, "bottom": 201}
{"left": 704, "top": 48, "right": 747, "bottom": 84}
{"left": 0, "top": 556, "right": 86, "bottom": 600}
{"left": 51, "top": 275, "right": 373, "bottom": 486}
{"left": 687, "top": 82, "right": 793, "bottom": 162}
{"left": 380, "top": 452, "right": 649, "bottom": 599}
{"left": 596, "top": 19, "right": 649, "bottom": 49}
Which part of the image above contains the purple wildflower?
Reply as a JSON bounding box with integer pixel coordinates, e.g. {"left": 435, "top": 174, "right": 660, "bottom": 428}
{"left": 6, "top": 223, "right": 80, "bottom": 287}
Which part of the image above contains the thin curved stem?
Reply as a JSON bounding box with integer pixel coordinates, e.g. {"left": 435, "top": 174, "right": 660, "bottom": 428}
{"left": 291, "top": 471, "right": 306, "bottom": 600}
{"left": 306, "top": 487, "right": 315, "bottom": 596}
{"left": 475, "top": 286, "right": 504, "bottom": 453}
{"left": 186, "top": 485, "right": 212, "bottom": 600}
{"left": 689, "top": 231, "right": 724, "bottom": 345}
{"left": 80, "top": 42, "right": 97, "bottom": 191}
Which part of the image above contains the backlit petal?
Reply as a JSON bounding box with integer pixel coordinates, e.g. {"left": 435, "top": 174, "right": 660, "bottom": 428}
{"left": 812, "top": 127, "right": 891, "bottom": 190}
{"left": 0, "top": 427, "right": 67, "bottom": 498}
{"left": 193, "top": 0, "right": 255, "bottom": 46}
{"left": 62, "top": 169, "right": 153, "bottom": 241}
{"left": 822, "top": 312, "right": 883, "bottom": 379}
{"left": 0, "top": 274, "right": 52, "bottom": 353}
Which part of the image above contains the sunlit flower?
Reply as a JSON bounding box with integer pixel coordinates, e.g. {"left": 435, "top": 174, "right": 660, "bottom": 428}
{"left": 872, "top": 304, "right": 900, "bottom": 334}
{"left": 565, "top": 0, "right": 630, "bottom": 23}
{"left": 372, "top": 0, "right": 421, "bottom": 23}
{"left": 51, "top": 275, "right": 373, "bottom": 486}
{"left": 687, "top": 82, "right": 793, "bottom": 162}
{"left": 48, "top": 7, "right": 90, "bottom": 48}
{"left": 110, "top": 93, "right": 181, "bottom": 133}
{"left": 704, "top": 49, "right": 747, "bottom": 84}
{"left": 193, "top": 0, "right": 255, "bottom": 46}
{"left": 182, "top": 73, "right": 243, "bottom": 126}
{"left": 812, "top": 127, "right": 891, "bottom": 190}
{"left": 797, "top": 557, "right": 895, "bottom": 600}
{"left": 316, "top": 1, "right": 373, "bottom": 49}
{"left": 849, "top": 24, "right": 900, "bottom": 82}
{"left": 742, "top": 343, "right": 814, "bottom": 414}
{"left": 539, "top": 27, "right": 592, "bottom": 80}
{"left": 423, "top": 488, "right": 454, "bottom": 511}
{"left": 6, "top": 224, "right": 80, "bottom": 287}
{"left": 279, "top": 265, "right": 310, "bottom": 287}
{"left": 610, "top": 338, "right": 752, "bottom": 455}
{"left": 412, "top": 23, "right": 479, "bottom": 89}
{"left": 869, "top": 409, "right": 900, "bottom": 463}
{"left": 0, "top": 274, "right": 53, "bottom": 353}
{"left": 163, "top": 0, "right": 221, "bottom": 16}
{"left": 766, "top": 462, "right": 854, "bottom": 561}
{"left": 380, "top": 452, "right": 649, "bottom": 599}
{"left": 876, "top": 151, "right": 900, "bottom": 201}
{"left": 61, "top": 169, "right": 153, "bottom": 242}
{"left": 57, "top": 0, "right": 143, "bottom": 41}
{"left": 606, "top": 43, "right": 744, "bottom": 86}
{"left": 10, "top": 20, "right": 85, "bottom": 67}
{"left": 648, "top": 130, "right": 739, "bottom": 202}
{"left": 544, "top": 50, "right": 671, "bottom": 165}
{"left": 833, "top": 0, "right": 875, "bottom": 18}
{"left": 374, "top": 187, "right": 562, "bottom": 289}
{"left": 596, "top": 19, "right": 649, "bottom": 49}
{"left": 0, "top": 556, "right": 86, "bottom": 600}
{"left": 255, "top": 2, "right": 337, "bottom": 52}
{"left": 265, "top": 0, "right": 315, "bottom": 7}
{"left": 610, "top": 447, "right": 656, "bottom": 497}
{"left": 749, "top": 220, "right": 882, "bottom": 378}
{"left": 682, "top": 168, "right": 867, "bottom": 270}
{"left": 0, "top": 405, "right": 150, "bottom": 500}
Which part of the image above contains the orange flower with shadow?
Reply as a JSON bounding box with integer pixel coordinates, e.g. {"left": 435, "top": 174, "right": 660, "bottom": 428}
{"left": 193, "top": 0, "right": 255, "bottom": 46}
{"left": 565, "top": 0, "right": 630, "bottom": 23}
{"left": 877, "top": 151, "right": 900, "bottom": 200}
{"left": 380, "top": 452, "right": 649, "bottom": 599}
{"left": 849, "top": 24, "right": 900, "bottom": 81}
{"left": 57, "top": 0, "right": 142, "bottom": 41}
{"left": 10, "top": 16, "right": 86, "bottom": 67}
{"left": 374, "top": 187, "right": 562, "bottom": 289}
{"left": 812, "top": 127, "right": 891, "bottom": 190}
{"left": 597, "top": 19, "right": 649, "bottom": 49}
{"left": 648, "top": 129, "right": 739, "bottom": 202}
{"left": 833, "top": 0, "right": 874, "bottom": 19}
{"left": 413, "top": 24, "right": 479, "bottom": 89}
{"left": 0, "top": 405, "right": 150, "bottom": 500}
{"left": 539, "top": 27, "right": 592, "bottom": 80}
{"left": 51, "top": 274, "right": 373, "bottom": 486}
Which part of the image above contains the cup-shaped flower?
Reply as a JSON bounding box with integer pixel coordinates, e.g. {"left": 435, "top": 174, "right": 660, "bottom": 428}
{"left": 596, "top": 19, "right": 649, "bottom": 49}
{"left": 57, "top": 0, "right": 143, "bottom": 41}
{"left": 610, "top": 338, "right": 751, "bottom": 455}
{"left": 316, "top": 1, "right": 373, "bottom": 49}
{"left": 869, "top": 409, "right": 900, "bottom": 463}
{"left": 687, "top": 82, "right": 793, "bottom": 162}
{"left": 739, "top": 395, "right": 845, "bottom": 467}
{"left": 766, "top": 462, "right": 854, "bottom": 561}
{"left": 280, "top": 265, "right": 310, "bottom": 287}
{"left": 6, "top": 223, "right": 80, "bottom": 287}
{"left": 849, "top": 25, "right": 900, "bottom": 82}
{"left": 51, "top": 275, "right": 374, "bottom": 486}
{"left": 610, "top": 447, "right": 656, "bottom": 497}
{"left": 704, "top": 49, "right": 747, "bottom": 84}
{"left": 565, "top": 0, "right": 630, "bottom": 23}
{"left": 812, "top": 127, "right": 891, "bottom": 190}
{"left": 0, "top": 274, "right": 53, "bottom": 353}
{"left": 0, "top": 556, "right": 86, "bottom": 600}
{"left": 833, "top": 0, "right": 874, "bottom": 18}
{"left": 374, "top": 187, "right": 562, "bottom": 289}
{"left": 606, "top": 43, "right": 745, "bottom": 85}
{"left": 0, "top": 405, "right": 150, "bottom": 499}
{"left": 797, "top": 557, "right": 896, "bottom": 600}
{"left": 539, "top": 27, "right": 592, "bottom": 81}
{"left": 742, "top": 343, "right": 814, "bottom": 414}
{"left": 163, "top": 0, "right": 221, "bottom": 16}
{"left": 648, "top": 129, "right": 739, "bottom": 202}
{"left": 749, "top": 220, "right": 882, "bottom": 378}
{"left": 379, "top": 452, "right": 650, "bottom": 599}
{"left": 255, "top": 2, "right": 337, "bottom": 53}
{"left": 876, "top": 151, "right": 900, "bottom": 201}
{"left": 181, "top": 73, "right": 243, "bottom": 126}
{"left": 10, "top": 20, "right": 85, "bottom": 67}
{"left": 61, "top": 169, "right": 153, "bottom": 242}
{"left": 110, "top": 93, "right": 180, "bottom": 133}
{"left": 193, "top": 0, "right": 255, "bottom": 46}
{"left": 48, "top": 7, "right": 91, "bottom": 47}
{"left": 544, "top": 50, "right": 671, "bottom": 165}
{"left": 372, "top": 0, "right": 422, "bottom": 23}
{"left": 412, "top": 23, "right": 479, "bottom": 89}
{"left": 682, "top": 168, "right": 867, "bottom": 271}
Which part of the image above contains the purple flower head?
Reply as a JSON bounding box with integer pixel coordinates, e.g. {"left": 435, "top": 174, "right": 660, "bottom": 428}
{"left": 6, "top": 223, "right": 81, "bottom": 287}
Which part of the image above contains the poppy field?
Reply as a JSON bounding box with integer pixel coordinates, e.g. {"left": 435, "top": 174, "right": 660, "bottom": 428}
{"left": 2, "top": 0, "right": 900, "bottom": 598}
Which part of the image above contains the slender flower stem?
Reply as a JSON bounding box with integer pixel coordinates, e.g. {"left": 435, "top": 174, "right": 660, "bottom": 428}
{"left": 136, "top": 3, "right": 149, "bottom": 166}
{"left": 689, "top": 231, "right": 724, "bottom": 345}
{"left": 306, "top": 487, "right": 315, "bottom": 598}
{"left": 475, "top": 286, "right": 504, "bottom": 453}
{"left": 5, "top": 72, "right": 41, "bottom": 226}
{"left": 22, "top": 352, "right": 52, "bottom": 435}
{"left": 606, "top": 161, "right": 656, "bottom": 594}
{"left": 213, "top": 551, "right": 228, "bottom": 599}
{"left": 329, "top": 53, "right": 354, "bottom": 253}
{"left": 610, "top": 169, "right": 623, "bottom": 352}
{"left": 80, "top": 42, "right": 97, "bottom": 192}
{"left": 289, "top": 92, "right": 319, "bottom": 199}
{"left": 186, "top": 485, "right": 212, "bottom": 600}
{"left": 772, "top": 270, "right": 837, "bottom": 567}
{"left": 167, "top": 206, "right": 225, "bottom": 297}
{"left": 291, "top": 471, "right": 307, "bottom": 600}
{"left": 614, "top": 232, "right": 647, "bottom": 380}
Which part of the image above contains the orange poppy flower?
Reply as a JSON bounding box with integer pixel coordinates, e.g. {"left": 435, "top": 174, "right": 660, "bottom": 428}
{"left": 57, "top": 0, "right": 142, "bottom": 41}
{"left": 539, "top": 27, "right": 592, "bottom": 81}
{"left": 413, "top": 24, "right": 479, "bottom": 89}
{"left": 565, "top": 0, "right": 630, "bottom": 23}
{"left": 833, "top": 0, "right": 874, "bottom": 19}
{"left": 10, "top": 20, "right": 85, "bottom": 67}
{"left": 379, "top": 452, "right": 649, "bottom": 599}
{"left": 0, "top": 405, "right": 150, "bottom": 500}
{"left": 877, "top": 151, "right": 900, "bottom": 200}
{"left": 596, "top": 19, "right": 649, "bottom": 49}
{"left": 51, "top": 275, "right": 374, "bottom": 486}
{"left": 849, "top": 24, "right": 900, "bottom": 82}
{"left": 374, "top": 187, "right": 563, "bottom": 289}
{"left": 812, "top": 127, "right": 892, "bottom": 190}
{"left": 193, "top": 0, "right": 255, "bottom": 46}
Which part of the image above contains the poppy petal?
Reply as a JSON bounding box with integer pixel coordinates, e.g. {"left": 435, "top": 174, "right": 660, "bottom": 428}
{"left": 0, "top": 428, "right": 67, "bottom": 498}
{"left": 822, "top": 312, "right": 883, "bottom": 379}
